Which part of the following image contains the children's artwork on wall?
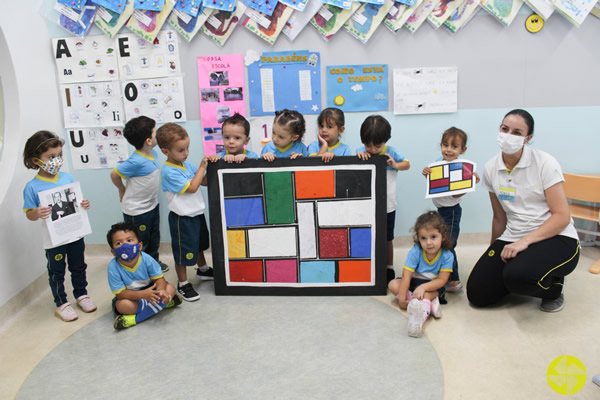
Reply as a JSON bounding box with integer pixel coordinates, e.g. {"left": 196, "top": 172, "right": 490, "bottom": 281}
{"left": 553, "top": 0, "right": 595, "bottom": 25}
{"left": 206, "top": 157, "right": 388, "bottom": 296}
{"left": 241, "top": 2, "right": 294, "bottom": 45}
{"left": 55, "top": 0, "right": 98, "bottom": 38}
{"left": 404, "top": 0, "right": 440, "bottom": 32}
{"left": 93, "top": 0, "right": 128, "bottom": 14}
{"left": 383, "top": 0, "right": 423, "bottom": 32}
{"left": 57, "top": 0, "right": 87, "bottom": 11}
{"left": 425, "top": 159, "right": 476, "bottom": 199}
{"left": 443, "top": 0, "right": 478, "bottom": 33}
{"left": 60, "top": 81, "right": 125, "bottom": 127}
{"left": 52, "top": 35, "right": 119, "bottom": 84}
{"left": 197, "top": 54, "right": 246, "bottom": 155}
{"left": 282, "top": 0, "right": 323, "bottom": 40}
{"left": 427, "top": 0, "right": 463, "bottom": 28}
{"left": 134, "top": 0, "right": 166, "bottom": 11}
{"left": 523, "top": 0, "right": 554, "bottom": 19}
{"left": 344, "top": 0, "right": 394, "bottom": 43}
{"left": 311, "top": 2, "right": 361, "bottom": 40}
{"left": 247, "top": 51, "right": 322, "bottom": 116}
{"left": 200, "top": 4, "right": 247, "bottom": 47}
{"left": 122, "top": 76, "right": 187, "bottom": 122}
{"left": 279, "top": 0, "right": 310, "bottom": 11}
{"left": 202, "top": 0, "right": 237, "bottom": 12}
{"left": 66, "top": 127, "right": 129, "bottom": 169}
{"left": 320, "top": 0, "right": 353, "bottom": 9}
{"left": 393, "top": 66, "right": 457, "bottom": 114}
{"left": 95, "top": 2, "right": 136, "bottom": 38}
{"left": 480, "top": 0, "right": 524, "bottom": 26}
{"left": 241, "top": 0, "right": 280, "bottom": 16}
{"left": 126, "top": 1, "right": 174, "bottom": 42}
{"left": 326, "top": 64, "right": 388, "bottom": 112}
{"left": 174, "top": 0, "right": 203, "bottom": 16}
{"left": 169, "top": 6, "right": 213, "bottom": 41}
{"left": 592, "top": 2, "right": 600, "bottom": 18}
{"left": 116, "top": 31, "right": 181, "bottom": 79}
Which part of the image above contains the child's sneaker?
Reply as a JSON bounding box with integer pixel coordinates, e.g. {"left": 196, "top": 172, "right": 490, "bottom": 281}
{"left": 56, "top": 303, "right": 78, "bottom": 322}
{"left": 431, "top": 296, "right": 442, "bottom": 319}
{"left": 165, "top": 294, "right": 183, "bottom": 309}
{"left": 407, "top": 299, "right": 425, "bottom": 338}
{"left": 178, "top": 282, "right": 200, "bottom": 301}
{"left": 158, "top": 261, "right": 169, "bottom": 272}
{"left": 114, "top": 314, "right": 136, "bottom": 330}
{"left": 196, "top": 266, "right": 214, "bottom": 281}
{"left": 445, "top": 280, "right": 463, "bottom": 292}
{"left": 76, "top": 295, "right": 97, "bottom": 313}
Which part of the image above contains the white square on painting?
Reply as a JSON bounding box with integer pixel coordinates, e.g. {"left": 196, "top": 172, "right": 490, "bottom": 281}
{"left": 450, "top": 169, "right": 463, "bottom": 182}
{"left": 317, "top": 199, "right": 373, "bottom": 227}
{"left": 298, "top": 202, "right": 317, "bottom": 258}
{"left": 248, "top": 227, "right": 297, "bottom": 257}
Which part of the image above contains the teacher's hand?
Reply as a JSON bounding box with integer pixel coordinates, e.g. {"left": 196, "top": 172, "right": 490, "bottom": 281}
{"left": 501, "top": 240, "right": 529, "bottom": 262}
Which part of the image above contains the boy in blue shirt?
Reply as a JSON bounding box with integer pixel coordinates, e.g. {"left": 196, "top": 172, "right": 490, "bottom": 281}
{"left": 110, "top": 116, "right": 169, "bottom": 272}
{"left": 207, "top": 113, "right": 258, "bottom": 163}
{"left": 156, "top": 123, "right": 212, "bottom": 302}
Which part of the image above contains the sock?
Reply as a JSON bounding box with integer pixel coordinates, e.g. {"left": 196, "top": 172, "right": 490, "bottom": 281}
{"left": 405, "top": 290, "right": 414, "bottom": 302}
{"left": 135, "top": 298, "right": 166, "bottom": 324}
{"left": 420, "top": 299, "right": 431, "bottom": 321}
{"left": 178, "top": 280, "right": 189, "bottom": 287}
{"left": 386, "top": 265, "right": 394, "bottom": 269}
{"left": 198, "top": 264, "right": 209, "bottom": 272}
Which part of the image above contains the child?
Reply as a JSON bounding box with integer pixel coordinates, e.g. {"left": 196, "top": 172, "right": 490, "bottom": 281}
{"left": 207, "top": 113, "right": 258, "bottom": 163}
{"left": 22, "top": 130, "right": 96, "bottom": 322}
{"left": 421, "top": 127, "right": 479, "bottom": 292}
{"left": 110, "top": 116, "right": 169, "bottom": 273}
{"left": 388, "top": 211, "right": 453, "bottom": 338}
{"left": 261, "top": 109, "right": 308, "bottom": 161}
{"left": 307, "top": 107, "right": 352, "bottom": 162}
{"left": 107, "top": 222, "right": 182, "bottom": 329}
{"left": 356, "top": 115, "right": 410, "bottom": 283}
{"left": 156, "top": 123, "right": 213, "bottom": 302}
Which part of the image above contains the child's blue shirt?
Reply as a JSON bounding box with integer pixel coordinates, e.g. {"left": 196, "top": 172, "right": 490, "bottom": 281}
{"left": 307, "top": 140, "right": 352, "bottom": 156}
{"left": 403, "top": 244, "right": 454, "bottom": 281}
{"left": 161, "top": 161, "right": 206, "bottom": 217}
{"left": 261, "top": 141, "right": 308, "bottom": 158}
{"left": 114, "top": 149, "right": 160, "bottom": 216}
{"left": 107, "top": 251, "right": 163, "bottom": 295}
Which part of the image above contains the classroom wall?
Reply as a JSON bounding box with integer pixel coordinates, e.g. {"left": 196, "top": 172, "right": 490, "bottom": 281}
{"left": 0, "top": 0, "right": 598, "bottom": 308}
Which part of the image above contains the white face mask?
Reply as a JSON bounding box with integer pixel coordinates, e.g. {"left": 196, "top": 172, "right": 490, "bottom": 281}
{"left": 496, "top": 132, "right": 525, "bottom": 154}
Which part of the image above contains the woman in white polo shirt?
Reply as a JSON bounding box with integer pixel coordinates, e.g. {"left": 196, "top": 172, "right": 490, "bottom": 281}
{"left": 466, "top": 109, "right": 579, "bottom": 312}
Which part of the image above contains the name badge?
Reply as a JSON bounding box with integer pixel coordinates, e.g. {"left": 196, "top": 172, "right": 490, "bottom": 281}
{"left": 498, "top": 186, "right": 516, "bottom": 201}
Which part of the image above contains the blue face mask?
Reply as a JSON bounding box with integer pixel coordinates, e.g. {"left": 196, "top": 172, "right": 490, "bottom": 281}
{"left": 114, "top": 242, "right": 141, "bottom": 262}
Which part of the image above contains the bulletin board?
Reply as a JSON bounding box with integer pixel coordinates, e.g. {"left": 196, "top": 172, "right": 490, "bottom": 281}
{"left": 206, "top": 156, "right": 388, "bottom": 296}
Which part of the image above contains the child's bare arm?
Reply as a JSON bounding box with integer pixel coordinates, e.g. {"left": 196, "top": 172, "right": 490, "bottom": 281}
{"left": 412, "top": 271, "right": 450, "bottom": 299}
{"left": 186, "top": 157, "right": 208, "bottom": 193}
{"left": 110, "top": 170, "right": 126, "bottom": 202}
{"left": 26, "top": 206, "right": 51, "bottom": 221}
{"left": 386, "top": 155, "right": 410, "bottom": 171}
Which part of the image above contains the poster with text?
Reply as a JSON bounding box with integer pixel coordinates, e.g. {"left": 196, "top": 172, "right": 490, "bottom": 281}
{"left": 60, "top": 81, "right": 125, "bottom": 128}
{"left": 116, "top": 31, "right": 182, "bottom": 79}
{"left": 326, "top": 64, "right": 388, "bottom": 112}
{"left": 393, "top": 66, "right": 457, "bottom": 115}
{"left": 66, "top": 127, "right": 129, "bottom": 169}
{"left": 197, "top": 54, "right": 246, "bottom": 156}
{"left": 122, "top": 76, "right": 187, "bottom": 123}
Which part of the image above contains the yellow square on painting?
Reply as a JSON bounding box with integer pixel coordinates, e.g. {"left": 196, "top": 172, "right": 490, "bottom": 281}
{"left": 449, "top": 180, "right": 472, "bottom": 191}
{"left": 227, "top": 230, "right": 246, "bottom": 258}
{"left": 430, "top": 166, "right": 444, "bottom": 180}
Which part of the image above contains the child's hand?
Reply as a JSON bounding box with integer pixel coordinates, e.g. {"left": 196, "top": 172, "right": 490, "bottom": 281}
{"left": 81, "top": 199, "right": 90, "bottom": 210}
{"left": 118, "top": 188, "right": 125, "bottom": 202}
{"left": 318, "top": 132, "right": 327, "bottom": 146}
{"left": 263, "top": 152, "right": 275, "bottom": 162}
{"left": 141, "top": 284, "right": 161, "bottom": 305}
{"left": 290, "top": 152, "right": 303, "bottom": 160}
{"left": 207, "top": 154, "right": 221, "bottom": 163}
{"left": 422, "top": 167, "right": 432, "bottom": 177}
{"left": 412, "top": 285, "right": 426, "bottom": 300}
{"left": 200, "top": 157, "right": 209, "bottom": 168}
{"left": 157, "top": 289, "right": 172, "bottom": 304}
{"left": 357, "top": 151, "right": 370, "bottom": 160}
{"left": 474, "top": 171, "right": 480, "bottom": 184}
{"left": 34, "top": 206, "right": 52, "bottom": 220}
{"left": 385, "top": 154, "right": 397, "bottom": 169}
{"left": 320, "top": 152, "right": 335, "bottom": 163}
{"left": 224, "top": 154, "right": 247, "bottom": 164}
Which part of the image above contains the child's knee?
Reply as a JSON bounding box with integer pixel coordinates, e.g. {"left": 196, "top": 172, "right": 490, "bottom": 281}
{"left": 388, "top": 279, "right": 400, "bottom": 294}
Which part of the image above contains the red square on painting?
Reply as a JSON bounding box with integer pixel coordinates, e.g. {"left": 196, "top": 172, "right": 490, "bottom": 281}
{"left": 295, "top": 170, "right": 335, "bottom": 199}
{"left": 319, "top": 228, "right": 348, "bottom": 258}
{"left": 229, "top": 260, "right": 263, "bottom": 282}
{"left": 463, "top": 164, "right": 473, "bottom": 180}
{"left": 430, "top": 178, "right": 450, "bottom": 189}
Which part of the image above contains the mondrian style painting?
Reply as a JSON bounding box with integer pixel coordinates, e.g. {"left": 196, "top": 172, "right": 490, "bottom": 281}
{"left": 425, "top": 159, "right": 476, "bottom": 199}
{"left": 207, "top": 157, "right": 387, "bottom": 295}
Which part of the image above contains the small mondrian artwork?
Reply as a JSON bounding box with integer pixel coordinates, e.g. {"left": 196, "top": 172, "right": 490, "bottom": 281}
{"left": 425, "top": 159, "right": 476, "bottom": 199}
{"left": 207, "top": 157, "right": 387, "bottom": 295}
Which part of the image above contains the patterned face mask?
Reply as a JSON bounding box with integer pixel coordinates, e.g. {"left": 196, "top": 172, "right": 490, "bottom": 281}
{"left": 114, "top": 242, "right": 141, "bottom": 262}
{"left": 37, "top": 156, "right": 64, "bottom": 175}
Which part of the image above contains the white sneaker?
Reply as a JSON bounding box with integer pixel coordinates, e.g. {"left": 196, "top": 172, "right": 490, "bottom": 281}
{"left": 431, "top": 296, "right": 442, "bottom": 319}
{"left": 56, "top": 303, "right": 78, "bottom": 322}
{"left": 76, "top": 295, "right": 97, "bottom": 313}
{"left": 407, "top": 299, "right": 425, "bottom": 338}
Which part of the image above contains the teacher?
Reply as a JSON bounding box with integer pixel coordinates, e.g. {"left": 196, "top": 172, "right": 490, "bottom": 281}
{"left": 467, "top": 109, "right": 579, "bottom": 312}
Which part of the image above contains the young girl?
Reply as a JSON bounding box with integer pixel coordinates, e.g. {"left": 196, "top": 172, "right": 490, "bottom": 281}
{"left": 388, "top": 211, "right": 453, "bottom": 338}
{"left": 307, "top": 107, "right": 351, "bottom": 162}
{"left": 23, "top": 131, "right": 95, "bottom": 322}
{"left": 261, "top": 109, "right": 308, "bottom": 161}
{"left": 421, "top": 127, "right": 479, "bottom": 292}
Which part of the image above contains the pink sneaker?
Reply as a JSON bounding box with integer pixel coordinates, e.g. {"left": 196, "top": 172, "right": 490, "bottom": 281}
{"left": 76, "top": 295, "right": 97, "bottom": 313}
{"left": 56, "top": 303, "right": 78, "bottom": 322}
{"left": 431, "top": 296, "right": 442, "bottom": 319}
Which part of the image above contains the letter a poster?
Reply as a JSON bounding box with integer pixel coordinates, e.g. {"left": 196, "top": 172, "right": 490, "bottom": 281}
{"left": 197, "top": 54, "right": 245, "bottom": 156}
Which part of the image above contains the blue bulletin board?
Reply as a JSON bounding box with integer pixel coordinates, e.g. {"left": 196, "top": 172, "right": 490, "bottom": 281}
{"left": 248, "top": 51, "right": 322, "bottom": 116}
{"left": 326, "top": 64, "right": 389, "bottom": 112}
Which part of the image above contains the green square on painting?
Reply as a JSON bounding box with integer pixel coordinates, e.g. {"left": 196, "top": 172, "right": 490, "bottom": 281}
{"left": 264, "top": 171, "right": 295, "bottom": 224}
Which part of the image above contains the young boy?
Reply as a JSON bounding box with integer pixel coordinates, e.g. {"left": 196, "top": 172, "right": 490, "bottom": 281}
{"left": 110, "top": 116, "right": 169, "bottom": 272}
{"left": 107, "top": 222, "right": 182, "bottom": 330}
{"left": 156, "top": 123, "right": 213, "bottom": 302}
{"left": 207, "top": 113, "right": 258, "bottom": 163}
{"left": 356, "top": 115, "right": 410, "bottom": 283}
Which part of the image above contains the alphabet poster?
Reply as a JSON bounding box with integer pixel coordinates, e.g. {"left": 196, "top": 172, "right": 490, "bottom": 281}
{"left": 60, "top": 81, "right": 125, "bottom": 128}
{"left": 206, "top": 156, "right": 387, "bottom": 296}
{"left": 116, "top": 31, "right": 182, "bottom": 79}
{"left": 66, "top": 127, "right": 129, "bottom": 170}
{"left": 425, "top": 159, "right": 476, "bottom": 198}
{"left": 197, "top": 54, "right": 246, "bottom": 155}
{"left": 122, "top": 76, "right": 187, "bottom": 122}
{"left": 52, "top": 36, "right": 120, "bottom": 84}
{"left": 326, "top": 64, "right": 388, "bottom": 112}
{"left": 393, "top": 66, "right": 457, "bottom": 114}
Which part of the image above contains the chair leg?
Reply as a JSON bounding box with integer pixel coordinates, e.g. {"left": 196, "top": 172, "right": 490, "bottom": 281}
{"left": 589, "top": 259, "right": 600, "bottom": 274}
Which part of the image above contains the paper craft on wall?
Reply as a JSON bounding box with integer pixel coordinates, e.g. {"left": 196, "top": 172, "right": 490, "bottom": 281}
{"left": 241, "top": 0, "right": 280, "bottom": 16}
{"left": 197, "top": 54, "right": 246, "bottom": 155}
{"left": 443, "top": 0, "right": 478, "bottom": 33}
{"left": 427, "top": 0, "right": 463, "bottom": 28}
{"left": 60, "top": 81, "right": 125, "bottom": 128}
{"left": 174, "top": 0, "right": 203, "bottom": 15}
{"left": 116, "top": 31, "right": 181, "bottom": 79}
{"left": 56, "top": 0, "right": 98, "bottom": 38}
{"left": 320, "top": 0, "right": 353, "bottom": 9}
{"left": 93, "top": 0, "right": 127, "bottom": 14}
{"left": 169, "top": 6, "right": 213, "bottom": 41}
{"left": 592, "top": 2, "right": 600, "bottom": 18}
{"left": 66, "top": 127, "right": 129, "bottom": 169}
{"left": 52, "top": 36, "right": 119, "bottom": 84}
{"left": 126, "top": 1, "right": 174, "bottom": 42}
{"left": 206, "top": 157, "right": 387, "bottom": 296}
{"left": 425, "top": 159, "right": 476, "bottom": 199}
{"left": 393, "top": 66, "right": 457, "bottom": 114}
{"left": 326, "top": 64, "right": 388, "bottom": 112}
{"left": 134, "top": 0, "right": 166, "bottom": 11}
{"left": 122, "top": 76, "right": 187, "bottom": 122}
{"left": 553, "top": 0, "right": 596, "bottom": 25}
{"left": 202, "top": 0, "right": 237, "bottom": 12}
{"left": 384, "top": 0, "right": 423, "bottom": 32}
{"left": 279, "top": 0, "right": 310, "bottom": 11}
{"left": 57, "top": 0, "right": 87, "bottom": 11}
{"left": 523, "top": 0, "right": 554, "bottom": 19}
{"left": 344, "top": 0, "right": 394, "bottom": 43}
{"left": 95, "top": 2, "right": 136, "bottom": 38}
{"left": 248, "top": 51, "right": 321, "bottom": 116}
{"left": 480, "top": 0, "right": 524, "bottom": 26}
{"left": 404, "top": 0, "right": 440, "bottom": 32}
{"left": 282, "top": 0, "right": 323, "bottom": 40}
{"left": 311, "top": 2, "right": 361, "bottom": 40}
{"left": 241, "top": 2, "right": 294, "bottom": 45}
{"left": 200, "top": 4, "right": 247, "bottom": 47}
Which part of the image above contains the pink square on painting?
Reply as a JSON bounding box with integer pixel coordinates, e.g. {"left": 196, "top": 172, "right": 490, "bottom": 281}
{"left": 266, "top": 259, "right": 297, "bottom": 283}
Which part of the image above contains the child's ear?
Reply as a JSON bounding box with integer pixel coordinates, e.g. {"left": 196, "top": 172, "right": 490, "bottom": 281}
{"left": 292, "top": 134, "right": 300, "bottom": 142}
{"left": 160, "top": 147, "right": 169, "bottom": 156}
{"left": 244, "top": 136, "right": 250, "bottom": 145}
{"left": 461, "top": 146, "right": 467, "bottom": 154}
{"left": 339, "top": 126, "right": 345, "bottom": 134}
{"left": 110, "top": 248, "right": 116, "bottom": 257}
{"left": 145, "top": 137, "right": 153, "bottom": 147}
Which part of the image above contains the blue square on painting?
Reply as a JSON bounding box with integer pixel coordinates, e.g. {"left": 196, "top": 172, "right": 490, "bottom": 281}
{"left": 449, "top": 163, "right": 463, "bottom": 170}
{"left": 225, "top": 197, "right": 265, "bottom": 227}
{"left": 134, "top": 0, "right": 165, "bottom": 11}
{"left": 300, "top": 261, "right": 336, "bottom": 283}
{"left": 350, "top": 228, "right": 371, "bottom": 258}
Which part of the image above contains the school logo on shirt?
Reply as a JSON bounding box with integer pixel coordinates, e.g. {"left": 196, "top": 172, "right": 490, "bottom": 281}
{"left": 55, "top": 254, "right": 64, "bottom": 262}
{"left": 186, "top": 252, "right": 194, "bottom": 260}
{"left": 546, "top": 355, "right": 586, "bottom": 395}
{"left": 139, "top": 225, "right": 147, "bottom": 232}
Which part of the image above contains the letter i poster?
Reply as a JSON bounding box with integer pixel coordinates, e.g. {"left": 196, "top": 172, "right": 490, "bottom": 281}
{"left": 197, "top": 54, "right": 246, "bottom": 156}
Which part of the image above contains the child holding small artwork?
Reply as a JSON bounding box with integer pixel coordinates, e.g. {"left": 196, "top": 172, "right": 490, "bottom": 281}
{"left": 261, "top": 109, "right": 308, "bottom": 161}
{"left": 421, "top": 127, "right": 479, "bottom": 292}
{"left": 388, "top": 211, "right": 453, "bottom": 338}
{"left": 207, "top": 113, "right": 258, "bottom": 163}
{"left": 307, "top": 107, "right": 352, "bottom": 162}
{"left": 22, "top": 131, "right": 96, "bottom": 322}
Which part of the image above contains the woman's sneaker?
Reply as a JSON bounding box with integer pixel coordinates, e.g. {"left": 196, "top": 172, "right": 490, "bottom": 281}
{"left": 56, "top": 303, "right": 78, "bottom": 322}
{"left": 177, "top": 282, "right": 200, "bottom": 301}
{"left": 540, "top": 293, "right": 565, "bottom": 312}
{"left": 407, "top": 299, "right": 425, "bottom": 338}
{"left": 76, "top": 295, "right": 97, "bottom": 313}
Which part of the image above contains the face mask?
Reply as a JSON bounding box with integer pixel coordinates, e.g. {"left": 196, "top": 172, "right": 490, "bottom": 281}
{"left": 38, "top": 156, "right": 64, "bottom": 175}
{"left": 114, "top": 242, "right": 141, "bottom": 262}
{"left": 496, "top": 132, "right": 525, "bottom": 155}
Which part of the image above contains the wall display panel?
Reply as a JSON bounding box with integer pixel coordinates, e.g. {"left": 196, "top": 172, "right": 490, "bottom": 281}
{"left": 207, "top": 156, "right": 387, "bottom": 295}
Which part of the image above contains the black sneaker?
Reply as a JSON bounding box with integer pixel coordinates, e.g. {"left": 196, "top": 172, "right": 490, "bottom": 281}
{"left": 196, "top": 267, "right": 214, "bottom": 281}
{"left": 177, "top": 283, "right": 200, "bottom": 302}
{"left": 158, "top": 261, "right": 169, "bottom": 272}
